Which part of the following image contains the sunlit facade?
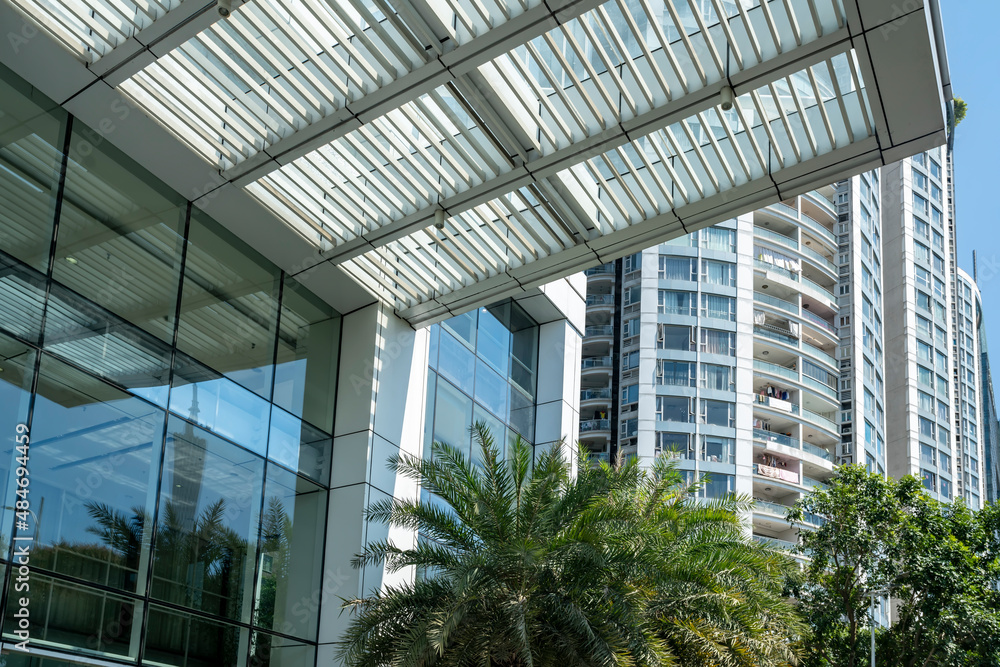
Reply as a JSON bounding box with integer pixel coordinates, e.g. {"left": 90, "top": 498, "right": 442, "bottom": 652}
{"left": 0, "top": 63, "right": 584, "bottom": 665}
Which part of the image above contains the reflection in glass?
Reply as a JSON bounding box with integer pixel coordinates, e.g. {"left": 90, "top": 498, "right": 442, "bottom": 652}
{"left": 273, "top": 277, "right": 340, "bottom": 432}
{"left": 0, "top": 334, "right": 35, "bottom": 553}
{"left": 3, "top": 572, "right": 142, "bottom": 660}
{"left": 509, "top": 302, "right": 537, "bottom": 400}
{"left": 249, "top": 631, "right": 316, "bottom": 667}
{"left": 472, "top": 405, "right": 505, "bottom": 465}
{"left": 423, "top": 370, "right": 436, "bottom": 462}
{"left": 152, "top": 417, "right": 264, "bottom": 623}
{"left": 0, "top": 64, "right": 66, "bottom": 273}
{"left": 254, "top": 463, "right": 326, "bottom": 640}
{"left": 474, "top": 360, "right": 507, "bottom": 420}
{"left": 477, "top": 304, "right": 510, "bottom": 376}
{"left": 509, "top": 387, "right": 534, "bottom": 442}
{"left": 144, "top": 603, "right": 249, "bottom": 667}
{"left": 437, "top": 330, "right": 475, "bottom": 395}
{"left": 441, "top": 309, "right": 476, "bottom": 349}
{"left": 268, "top": 406, "right": 331, "bottom": 485}
{"left": 44, "top": 281, "right": 173, "bottom": 408}
{"left": 0, "top": 253, "right": 47, "bottom": 344}
{"left": 433, "top": 379, "right": 472, "bottom": 455}
{"left": 170, "top": 356, "right": 270, "bottom": 457}
{"left": 54, "top": 125, "right": 186, "bottom": 343}
{"left": 176, "top": 211, "right": 280, "bottom": 399}
{"left": 27, "top": 355, "right": 163, "bottom": 593}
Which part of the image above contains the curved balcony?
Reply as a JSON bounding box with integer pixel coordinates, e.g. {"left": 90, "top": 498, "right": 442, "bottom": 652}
{"left": 579, "top": 419, "right": 611, "bottom": 443}
{"left": 584, "top": 324, "right": 614, "bottom": 342}
{"left": 802, "top": 191, "right": 837, "bottom": 225}
{"left": 754, "top": 226, "right": 837, "bottom": 281}
{"left": 752, "top": 428, "right": 835, "bottom": 471}
{"left": 585, "top": 263, "right": 615, "bottom": 287}
{"left": 753, "top": 259, "right": 836, "bottom": 310}
{"left": 580, "top": 387, "right": 613, "bottom": 410}
{"left": 581, "top": 356, "right": 613, "bottom": 384}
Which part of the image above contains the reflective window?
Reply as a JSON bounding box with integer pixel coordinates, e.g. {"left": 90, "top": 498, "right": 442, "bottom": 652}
{"left": 54, "top": 126, "right": 186, "bottom": 342}
{"left": 0, "top": 334, "right": 35, "bottom": 548}
{"left": 273, "top": 277, "right": 340, "bottom": 431}
{"left": 432, "top": 378, "right": 474, "bottom": 454}
{"left": 27, "top": 355, "right": 163, "bottom": 594}
{"left": 152, "top": 417, "right": 265, "bottom": 623}
{"left": 144, "top": 603, "right": 249, "bottom": 667}
{"left": 176, "top": 211, "right": 280, "bottom": 399}
{"left": 0, "top": 254, "right": 47, "bottom": 344}
{"left": 0, "top": 66, "right": 66, "bottom": 273}
{"left": 254, "top": 463, "right": 327, "bottom": 640}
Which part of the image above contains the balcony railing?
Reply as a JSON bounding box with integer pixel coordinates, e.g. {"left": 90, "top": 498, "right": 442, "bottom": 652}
{"left": 800, "top": 307, "right": 835, "bottom": 333}
{"left": 754, "top": 499, "right": 794, "bottom": 519}
{"left": 802, "top": 475, "right": 829, "bottom": 491}
{"left": 795, "top": 208, "right": 837, "bottom": 247}
{"left": 580, "top": 388, "right": 612, "bottom": 401}
{"left": 585, "top": 325, "right": 614, "bottom": 336}
{"left": 754, "top": 226, "right": 798, "bottom": 250}
{"left": 753, "top": 428, "right": 798, "bottom": 449}
{"left": 586, "top": 294, "right": 615, "bottom": 306}
{"left": 803, "top": 441, "right": 834, "bottom": 462}
{"left": 753, "top": 535, "right": 799, "bottom": 551}
{"left": 802, "top": 375, "right": 837, "bottom": 401}
{"left": 754, "top": 359, "right": 798, "bottom": 382}
{"left": 581, "top": 356, "right": 613, "bottom": 369}
{"left": 802, "top": 341, "right": 838, "bottom": 369}
{"left": 802, "top": 408, "right": 838, "bottom": 434}
{"left": 800, "top": 244, "right": 837, "bottom": 274}
{"left": 580, "top": 419, "right": 611, "bottom": 433}
{"left": 585, "top": 264, "right": 615, "bottom": 276}
{"left": 754, "top": 326, "right": 799, "bottom": 347}
{"left": 754, "top": 291, "right": 798, "bottom": 314}
{"left": 801, "top": 275, "right": 836, "bottom": 303}
{"left": 754, "top": 395, "right": 800, "bottom": 415}
{"left": 754, "top": 259, "right": 799, "bottom": 282}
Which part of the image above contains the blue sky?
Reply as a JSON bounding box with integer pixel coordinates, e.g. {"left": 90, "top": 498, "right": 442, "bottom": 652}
{"left": 939, "top": 1, "right": 1000, "bottom": 370}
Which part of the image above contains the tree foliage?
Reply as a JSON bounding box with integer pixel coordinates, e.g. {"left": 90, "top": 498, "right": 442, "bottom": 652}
{"left": 339, "top": 423, "right": 803, "bottom": 667}
{"left": 789, "top": 465, "right": 1000, "bottom": 667}
{"left": 953, "top": 97, "right": 967, "bottom": 125}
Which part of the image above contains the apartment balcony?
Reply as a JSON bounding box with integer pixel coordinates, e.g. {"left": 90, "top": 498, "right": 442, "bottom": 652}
{"left": 753, "top": 226, "right": 837, "bottom": 281}
{"left": 801, "top": 191, "right": 838, "bottom": 226}
{"left": 753, "top": 463, "right": 830, "bottom": 496}
{"left": 583, "top": 324, "right": 614, "bottom": 346}
{"left": 581, "top": 356, "right": 613, "bottom": 385}
{"left": 753, "top": 259, "right": 836, "bottom": 311}
{"left": 585, "top": 263, "right": 615, "bottom": 288}
{"left": 580, "top": 387, "right": 613, "bottom": 411}
{"left": 579, "top": 419, "right": 611, "bottom": 444}
{"left": 585, "top": 293, "right": 615, "bottom": 324}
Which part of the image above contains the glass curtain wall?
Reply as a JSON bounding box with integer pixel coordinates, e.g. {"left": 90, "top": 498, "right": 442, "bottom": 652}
{"left": 0, "top": 64, "right": 339, "bottom": 667}
{"left": 424, "top": 302, "right": 539, "bottom": 461}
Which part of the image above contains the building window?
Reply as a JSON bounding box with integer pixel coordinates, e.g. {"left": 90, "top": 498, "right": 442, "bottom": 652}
{"left": 700, "top": 329, "right": 735, "bottom": 356}
{"left": 700, "top": 399, "right": 735, "bottom": 427}
{"left": 658, "top": 256, "right": 697, "bottom": 281}
{"left": 658, "top": 290, "right": 695, "bottom": 316}
{"left": 701, "top": 293, "right": 736, "bottom": 321}
{"left": 702, "top": 259, "right": 736, "bottom": 286}
{"left": 657, "top": 324, "right": 693, "bottom": 351}
{"left": 701, "top": 435, "right": 735, "bottom": 463}
{"left": 701, "top": 363, "right": 733, "bottom": 390}
{"left": 657, "top": 433, "right": 694, "bottom": 459}
{"left": 656, "top": 396, "right": 691, "bottom": 423}
{"left": 921, "top": 469, "right": 937, "bottom": 492}
{"left": 656, "top": 361, "right": 695, "bottom": 387}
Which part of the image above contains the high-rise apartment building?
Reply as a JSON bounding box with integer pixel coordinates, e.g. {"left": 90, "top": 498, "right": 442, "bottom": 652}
{"left": 582, "top": 189, "right": 845, "bottom": 548}
{"left": 976, "top": 252, "right": 1000, "bottom": 505}
{"left": 880, "top": 147, "right": 989, "bottom": 509}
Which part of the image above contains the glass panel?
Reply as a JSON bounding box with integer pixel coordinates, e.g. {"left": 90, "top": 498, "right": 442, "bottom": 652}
{"left": 432, "top": 378, "right": 473, "bottom": 455}
{"left": 254, "top": 463, "right": 326, "bottom": 640}
{"left": 474, "top": 359, "right": 507, "bottom": 420}
{"left": 144, "top": 603, "right": 249, "bottom": 667}
{"left": 441, "top": 309, "right": 476, "bottom": 349}
{"left": 0, "top": 64, "right": 66, "bottom": 273}
{"left": 427, "top": 324, "right": 440, "bottom": 369}
{"left": 44, "top": 281, "right": 173, "bottom": 408}
{"left": 437, "top": 330, "right": 475, "bottom": 395}
{"left": 249, "top": 631, "right": 316, "bottom": 667}
{"left": 509, "top": 302, "right": 537, "bottom": 400}
{"left": 54, "top": 124, "right": 186, "bottom": 343}
{"left": 477, "top": 303, "right": 511, "bottom": 376}
{"left": 423, "top": 370, "right": 436, "bottom": 462}
{"left": 509, "top": 386, "right": 534, "bottom": 442}
{"left": 176, "top": 210, "right": 280, "bottom": 399}
{"left": 472, "top": 404, "right": 505, "bottom": 465}
{"left": 27, "top": 355, "right": 164, "bottom": 593}
{"left": 273, "top": 277, "right": 340, "bottom": 431}
{"left": 267, "top": 406, "right": 331, "bottom": 485}
{"left": 0, "top": 253, "right": 47, "bottom": 344}
{"left": 152, "top": 416, "right": 265, "bottom": 623}
{"left": 0, "top": 333, "right": 34, "bottom": 550}
{"left": 3, "top": 573, "right": 142, "bottom": 661}
{"left": 170, "top": 355, "right": 270, "bottom": 457}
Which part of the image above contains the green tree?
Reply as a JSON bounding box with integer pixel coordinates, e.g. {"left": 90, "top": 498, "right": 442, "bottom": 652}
{"left": 790, "top": 465, "right": 1000, "bottom": 667}
{"left": 339, "top": 424, "right": 803, "bottom": 667}
{"left": 953, "top": 97, "right": 967, "bottom": 125}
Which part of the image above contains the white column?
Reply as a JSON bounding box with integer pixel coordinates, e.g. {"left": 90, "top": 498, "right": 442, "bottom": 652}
{"left": 317, "top": 303, "right": 429, "bottom": 662}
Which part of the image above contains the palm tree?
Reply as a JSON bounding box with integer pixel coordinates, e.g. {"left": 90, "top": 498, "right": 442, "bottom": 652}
{"left": 338, "top": 423, "right": 803, "bottom": 667}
